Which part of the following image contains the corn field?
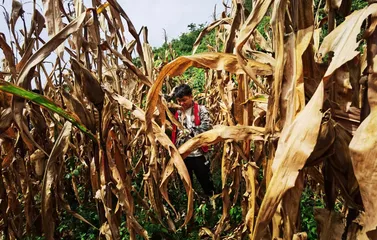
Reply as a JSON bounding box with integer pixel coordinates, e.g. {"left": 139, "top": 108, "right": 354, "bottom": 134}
{"left": 0, "top": 0, "right": 377, "bottom": 239}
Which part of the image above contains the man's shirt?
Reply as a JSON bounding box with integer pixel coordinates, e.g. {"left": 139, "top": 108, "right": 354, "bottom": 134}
{"left": 176, "top": 104, "right": 212, "bottom": 157}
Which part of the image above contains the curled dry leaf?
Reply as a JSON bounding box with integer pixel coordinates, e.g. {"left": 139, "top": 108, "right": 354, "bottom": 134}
{"left": 100, "top": 222, "right": 113, "bottom": 240}
{"left": 281, "top": 0, "right": 314, "bottom": 129}
{"left": 252, "top": 81, "right": 324, "bottom": 240}
{"left": 103, "top": 87, "right": 194, "bottom": 227}
{"left": 349, "top": 87, "right": 377, "bottom": 238}
{"left": 0, "top": 108, "right": 13, "bottom": 134}
{"left": 106, "top": 129, "right": 149, "bottom": 239}
{"left": 107, "top": 0, "right": 148, "bottom": 72}
{"left": 41, "top": 122, "right": 72, "bottom": 240}
{"left": 4, "top": 0, "right": 377, "bottom": 238}
{"left": 327, "top": 124, "right": 360, "bottom": 209}
{"left": 41, "top": 0, "right": 64, "bottom": 57}
{"left": 105, "top": 45, "right": 152, "bottom": 87}
{"left": 0, "top": 34, "right": 16, "bottom": 76}
{"left": 243, "top": 162, "right": 258, "bottom": 238}
{"left": 318, "top": 4, "right": 377, "bottom": 81}
{"left": 193, "top": 18, "right": 232, "bottom": 54}
{"left": 293, "top": 232, "right": 308, "bottom": 240}
{"left": 1, "top": 138, "right": 15, "bottom": 169}
{"left": 62, "top": 89, "right": 96, "bottom": 132}
{"left": 349, "top": 9, "right": 377, "bottom": 239}
{"left": 145, "top": 52, "right": 272, "bottom": 134}
{"left": 10, "top": 0, "right": 23, "bottom": 33}
{"left": 224, "top": 4, "right": 242, "bottom": 54}
{"left": 265, "top": 0, "right": 288, "bottom": 134}
{"left": 306, "top": 114, "right": 336, "bottom": 166}
{"left": 282, "top": 171, "right": 305, "bottom": 239}
{"left": 70, "top": 58, "right": 105, "bottom": 108}
{"left": 235, "top": 0, "right": 273, "bottom": 93}
{"left": 314, "top": 208, "right": 345, "bottom": 240}
{"left": 9, "top": 11, "right": 88, "bottom": 157}
{"left": 253, "top": 29, "right": 273, "bottom": 52}
{"left": 30, "top": 149, "right": 45, "bottom": 177}
{"left": 178, "top": 125, "right": 265, "bottom": 159}
{"left": 16, "top": 11, "right": 87, "bottom": 88}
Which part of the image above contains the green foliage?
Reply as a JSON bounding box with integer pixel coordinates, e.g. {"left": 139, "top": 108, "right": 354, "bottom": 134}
{"left": 170, "top": 24, "right": 204, "bottom": 56}
{"left": 256, "top": 16, "right": 271, "bottom": 40}
{"left": 57, "top": 204, "right": 99, "bottom": 240}
{"left": 182, "top": 67, "right": 206, "bottom": 94}
{"left": 229, "top": 205, "right": 242, "bottom": 224}
{"left": 300, "top": 186, "right": 325, "bottom": 240}
{"left": 154, "top": 23, "right": 215, "bottom": 59}
{"left": 195, "top": 203, "right": 210, "bottom": 225}
{"left": 153, "top": 23, "right": 216, "bottom": 94}
{"left": 23, "top": 235, "right": 44, "bottom": 240}
{"left": 245, "top": 0, "right": 253, "bottom": 13}
{"left": 351, "top": 0, "right": 368, "bottom": 11}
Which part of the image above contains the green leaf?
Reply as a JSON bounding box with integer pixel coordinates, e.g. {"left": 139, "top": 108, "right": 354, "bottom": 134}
{"left": 72, "top": 169, "right": 80, "bottom": 176}
{"left": 0, "top": 80, "right": 97, "bottom": 142}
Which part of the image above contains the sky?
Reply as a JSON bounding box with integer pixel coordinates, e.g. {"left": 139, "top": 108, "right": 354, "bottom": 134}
{"left": 0, "top": 0, "right": 223, "bottom": 48}
{"left": 121, "top": 0, "right": 222, "bottom": 47}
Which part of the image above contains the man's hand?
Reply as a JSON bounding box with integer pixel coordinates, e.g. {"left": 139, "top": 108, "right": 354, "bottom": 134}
{"left": 178, "top": 128, "right": 195, "bottom": 141}
{"left": 184, "top": 128, "right": 195, "bottom": 137}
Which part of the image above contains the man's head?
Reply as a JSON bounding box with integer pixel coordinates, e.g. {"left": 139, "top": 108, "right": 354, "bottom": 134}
{"left": 174, "top": 84, "right": 193, "bottom": 111}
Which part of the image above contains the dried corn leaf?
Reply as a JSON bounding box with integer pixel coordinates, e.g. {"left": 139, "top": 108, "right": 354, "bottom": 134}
{"left": 74, "top": 0, "right": 84, "bottom": 15}
{"left": 235, "top": 0, "right": 273, "bottom": 92}
{"left": 10, "top": 0, "right": 23, "bottom": 33}
{"left": 10, "top": 12, "right": 87, "bottom": 155}
{"left": 293, "top": 232, "right": 308, "bottom": 240}
{"left": 252, "top": 81, "right": 324, "bottom": 240}
{"left": 348, "top": 12, "right": 377, "bottom": 238}
{"left": 318, "top": 4, "right": 377, "bottom": 81}
{"left": 62, "top": 89, "right": 96, "bottom": 132}
{"left": 243, "top": 162, "right": 258, "bottom": 238}
{"left": 70, "top": 58, "right": 104, "bottom": 107}
{"left": 314, "top": 208, "right": 345, "bottom": 240}
{"left": 106, "top": 45, "right": 152, "bottom": 87}
{"left": 146, "top": 52, "right": 272, "bottom": 133}
{"left": 236, "top": 0, "right": 273, "bottom": 49}
{"left": 282, "top": 172, "right": 305, "bottom": 239}
{"left": 104, "top": 88, "right": 194, "bottom": 226}
{"left": 107, "top": 0, "right": 147, "bottom": 72}
{"left": 224, "top": 4, "right": 242, "bottom": 54}
{"left": 329, "top": 124, "right": 360, "bottom": 208}
{"left": 16, "top": 11, "right": 87, "bottom": 88}
{"left": 253, "top": 29, "right": 273, "bottom": 52}
{"left": 42, "top": 0, "right": 64, "bottom": 57}
{"left": 1, "top": 139, "right": 15, "bottom": 169}
{"left": 178, "top": 125, "right": 265, "bottom": 159}
{"left": 0, "top": 34, "right": 16, "bottom": 76}
{"left": 106, "top": 129, "right": 149, "bottom": 239}
{"left": 282, "top": 0, "right": 314, "bottom": 128}
{"left": 30, "top": 149, "right": 45, "bottom": 177}
{"left": 0, "top": 108, "right": 13, "bottom": 134}
{"left": 193, "top": 18, "right": 232, "bottom": 54}
{"left": 266, "top": 0, "right": 288, "bottom": 132}
{"left": 41, "top": 122, "right": 72, "bottom": 240}
{"left": 349, "top": 100, "right": 377, "bottom": 238}
{"left": 214, "top": 187, "right": 231, "bottom": 237}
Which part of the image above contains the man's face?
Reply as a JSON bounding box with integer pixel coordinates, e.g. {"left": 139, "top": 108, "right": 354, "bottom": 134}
{"left": 176, "top": 95, "right": 193, "bottom": 111}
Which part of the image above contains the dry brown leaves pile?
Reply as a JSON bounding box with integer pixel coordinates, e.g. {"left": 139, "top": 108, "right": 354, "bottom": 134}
{"left": 1, "top": 0, "right": 377, "bottom": 239}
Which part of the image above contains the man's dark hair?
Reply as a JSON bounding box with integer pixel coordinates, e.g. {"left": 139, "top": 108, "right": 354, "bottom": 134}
{"left": 173, "top": 84, "right": 192, "bottom": 98}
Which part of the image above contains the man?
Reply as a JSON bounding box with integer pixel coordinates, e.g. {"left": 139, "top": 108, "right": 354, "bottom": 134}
{"left": 171, "top": 84, "right": 215, "bottom": 196}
